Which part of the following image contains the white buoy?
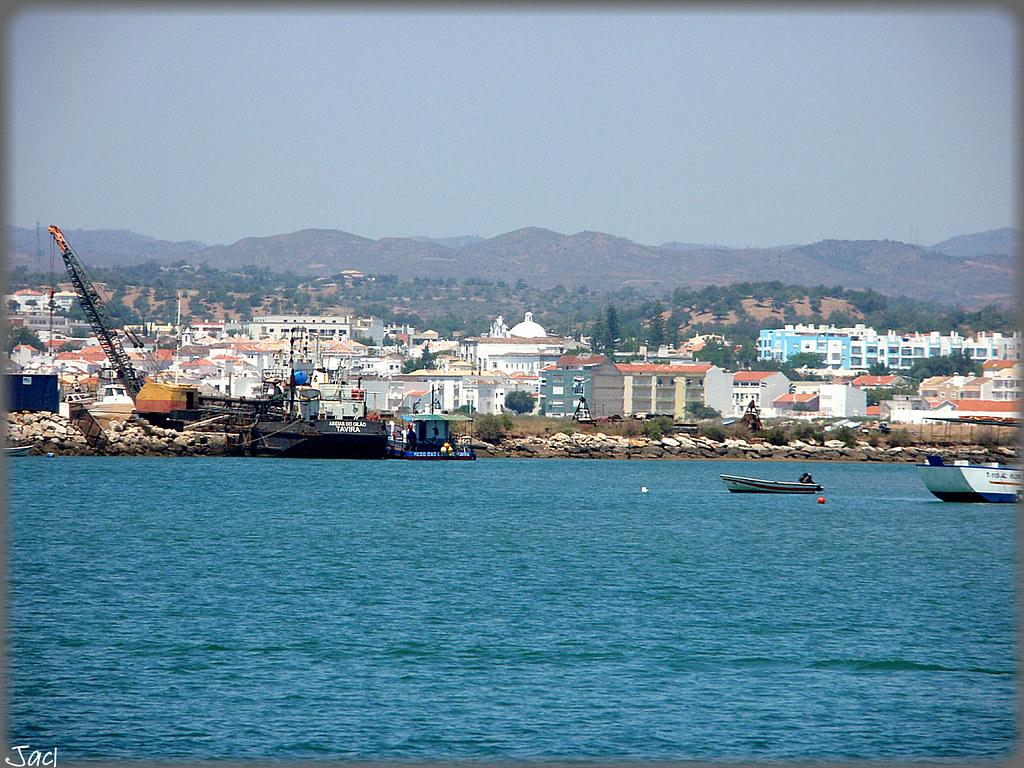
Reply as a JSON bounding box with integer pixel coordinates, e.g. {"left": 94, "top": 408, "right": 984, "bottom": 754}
{"left": 641, "top": 486, "right": 649, "bottom": 493}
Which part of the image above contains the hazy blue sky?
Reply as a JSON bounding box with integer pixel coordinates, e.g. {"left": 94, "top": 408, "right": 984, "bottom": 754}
{"left": 7, "top": 7, "right": 1016, "bottom": 247}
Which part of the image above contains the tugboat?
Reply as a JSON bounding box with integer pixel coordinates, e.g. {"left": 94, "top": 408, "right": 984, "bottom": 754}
{"left": 386, "top": 412, "right": 476, "bottom": 460}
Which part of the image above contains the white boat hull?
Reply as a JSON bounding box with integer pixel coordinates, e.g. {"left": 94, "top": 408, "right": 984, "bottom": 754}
{"left": 917, "top": 456, "right": 1021, "bottom": 503}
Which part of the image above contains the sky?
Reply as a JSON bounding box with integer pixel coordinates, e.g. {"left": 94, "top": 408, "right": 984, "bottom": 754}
{"left": 6, "top": 7, "right": 1017, "bottom": 248}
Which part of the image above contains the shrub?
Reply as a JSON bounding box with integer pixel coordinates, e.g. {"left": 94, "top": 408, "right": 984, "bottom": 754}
{"left": 642, "top": 415, "right": 675, "bottom": 440}
{"left": 474, "top": 413, "right": 513, "bottom": 443}
{"left": 620, "top": 420, "right": 643, "bottom": 437}
{"left": 833, "top": 426, "right": 858, "bottom": 448}
{"left": 765, "top": 426, "right": 788, "bottom": 446}
{"left": 790, "top": 422, "right": 824, "bottom": 444}
{"left": 699, "top": 424, "right": 726, "bottom": 442}
{"left": 976, "top": 430, "right": 999, "bottom": 449}
{"left": 726, "top": 423, "right": 754, "bottom": 441}
{"left": 887, "top": 429, "right": 913, "bottom": 447}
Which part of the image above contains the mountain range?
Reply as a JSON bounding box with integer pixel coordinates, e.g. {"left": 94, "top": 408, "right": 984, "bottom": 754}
{"left": 8, "top": 224, "right": 1017, "bottom": 307}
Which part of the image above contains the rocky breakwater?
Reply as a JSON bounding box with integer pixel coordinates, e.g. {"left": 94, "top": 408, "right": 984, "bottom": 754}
{"left": 6, "top": 410, "right": 228, "bottom": 457}
{"left": 475, "top": 430, "right": 1019, "bottom": 465}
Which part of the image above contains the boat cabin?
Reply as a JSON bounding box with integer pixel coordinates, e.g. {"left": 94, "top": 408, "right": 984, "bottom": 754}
{"left": 388, "top": 413, "right": 475, "bottom": 459}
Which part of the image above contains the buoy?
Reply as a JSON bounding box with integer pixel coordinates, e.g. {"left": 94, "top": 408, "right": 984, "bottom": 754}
{"left": 817, "top": 496, "right": 826, "bottom": 504}
{"left": 641, "top": 486, "right": 649, "bottom": 493}
{"left": 46, "top": 452, "right": 54, "bottom": 458}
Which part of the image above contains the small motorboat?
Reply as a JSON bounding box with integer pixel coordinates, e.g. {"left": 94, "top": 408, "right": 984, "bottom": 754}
{"left": 87, "top": 382, "right": 136, "bottom": 423}
{"left": 4, "top": 445, "right": 33, "bottom": 457}
{"left": 720, "top": 473, "right": 823, "bottom": 494}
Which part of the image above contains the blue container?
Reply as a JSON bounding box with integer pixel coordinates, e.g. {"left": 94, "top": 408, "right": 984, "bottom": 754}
{"left": 6, "top": 374, "right": 59, "bottom": 413}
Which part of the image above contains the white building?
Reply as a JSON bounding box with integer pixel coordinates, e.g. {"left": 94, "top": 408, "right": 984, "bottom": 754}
{"left": 360, "top": 354, "right": 405, "bottom": 378}
{"left": 248, "top": 314, "right": 382, "bottom": 343}
{"left": 815, "top": 383, "right": 867, "bottom": 418}
{"left": 730, "top": 371, "right": 790, "bottom": 417}
{"left": 459, "top": 312, "right": 572, "bottom": 375}
{"left": 249, "top": 314, "right": 351, "bottom": 341}
{"left": 983, "top": 360, "right": 1022, "bottom": 402}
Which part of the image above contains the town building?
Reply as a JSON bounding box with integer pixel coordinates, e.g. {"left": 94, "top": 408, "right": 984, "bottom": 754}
{"left": 815, "top": 383, "right": 868, "bottom": 418}
{"left": 247, "top": 314, "right": 382, "bottom": 343}
{"left": 758, "top": 323, "right": 1020, "bottom": 371}
{"left": 850, "top": 374, "right": 910, "bottom": 390}
{"left": 459, "top": 312, "right": 573, "bottom": 375}
{"left": 919, "top": 374, "right": 994, "bottom": 401}
{"left": 539, "top": 354, "right": 623, "bottom": 418}
{"left": 616, "top": 362, "right": 732, "bottom": 419}
{"left": 982, "top": 360, "right": 1022, "bottom": 402}
{"left": 730, "top": 371, "right": 790, "bottom": 416}
{"left": 772, "top": 392, "right": 819, "bottom": 415}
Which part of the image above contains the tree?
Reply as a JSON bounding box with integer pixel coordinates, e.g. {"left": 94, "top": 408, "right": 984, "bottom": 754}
{"left": 786, "top": 352, "right": 825, "bottom": 369}
{"left": 7, "top": 326, "right": 43, "bottom": 353}
{"left": 685, "top": 402, "right": 721, "bottom": 419}
{"left": 867, "top": 361, "right": 890, "bottom": 376}
{"left": 694, "top": 339, "right": 731, "bottom": 368}
{"left": 602, "top": 304, "right": 621, "bottom": 354}
{"left": 135, "top": 293, "right": 151, "bottom": 335}
{"left": 646, "top": 302, "right": 666, "bottom": 349}
{"left": 908, "top": 351, "right": 981, "bottom": 380}
{"left": 504, "top": 389, "right": 535, "bottom": 414}
{"left": 402, "top": 346, "right": 437, "bottom": 373}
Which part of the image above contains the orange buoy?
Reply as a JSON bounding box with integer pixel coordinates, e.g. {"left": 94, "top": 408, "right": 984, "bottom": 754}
{"left": 817, "top": 496, "right": 826, "bottom": 504}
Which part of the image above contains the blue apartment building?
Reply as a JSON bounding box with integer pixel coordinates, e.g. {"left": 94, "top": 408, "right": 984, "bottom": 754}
{"left": 758, "top": 324, "right": 1020, "bottom": 372}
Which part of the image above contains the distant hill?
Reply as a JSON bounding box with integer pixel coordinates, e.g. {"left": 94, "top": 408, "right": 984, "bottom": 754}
{"left": 7, "top": 225, "right": 204, "bottom": 268}
{"left": 7, "top": 223, "right": 1016, "bottom": 308}
{"left": 409, "top": 235, "right": 484, "bottom": 249}
{"left": 928, "top": 227, "right": 1018, "bottom": 258}
{"left": 660, "top": 241, "right": 734, "bottom": 251}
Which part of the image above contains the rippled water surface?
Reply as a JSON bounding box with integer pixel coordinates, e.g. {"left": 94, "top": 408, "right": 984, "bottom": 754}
{"left": 7, "top": 456, "right": 1019, "bottom": 760}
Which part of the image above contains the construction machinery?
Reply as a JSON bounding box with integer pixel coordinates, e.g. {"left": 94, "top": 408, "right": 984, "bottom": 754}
{"left": 47, "top": 225, "right": 146, "bottom": 397}
{"left": 741, "top": 399, "right": 764, "bottom": 432}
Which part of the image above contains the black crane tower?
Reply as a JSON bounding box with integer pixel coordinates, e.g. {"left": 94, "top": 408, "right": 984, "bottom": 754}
{"left": 47, "top": 225, "right": 146, "bottom": 397}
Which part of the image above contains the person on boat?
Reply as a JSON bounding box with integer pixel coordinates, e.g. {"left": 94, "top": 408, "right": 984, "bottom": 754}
{"left": 442, "top": 441, "right": 452, "bottom": 456}
{"left": 407, "top": 425, "right": 417, "bottom": 451}
{"left": 799, "top": 472, "right": 814, "bottom": 484}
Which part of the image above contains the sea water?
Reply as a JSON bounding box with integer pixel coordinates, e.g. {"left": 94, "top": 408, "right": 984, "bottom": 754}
{"left": 6, "top": 457, "right": 1018, "bottom": 760}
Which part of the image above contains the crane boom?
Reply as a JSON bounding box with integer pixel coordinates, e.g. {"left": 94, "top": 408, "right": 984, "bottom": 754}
{"left": 47, "top": 225, "right": 146, "bottom": 397}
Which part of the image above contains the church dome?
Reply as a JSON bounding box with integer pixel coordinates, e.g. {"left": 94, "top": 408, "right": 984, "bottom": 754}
{"left": 508, "top": 311, "right": 547, "bottom": 338}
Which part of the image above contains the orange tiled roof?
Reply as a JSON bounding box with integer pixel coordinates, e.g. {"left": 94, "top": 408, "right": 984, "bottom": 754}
{"left": 616, "top": 363, "right": 712, "bottom": 375}
{"left": 982, "top": 359, "right": 1019, "bottom": 370}
{"left": 774, "top": 392, "right": 818, "bottom": 404}
{"left": 947, "top": 399, "right": 1020, "bottom": 413}
{"left": 733, "top": 371, "right": 779, "bottom": 382}
{"left": 851, "top": 374, "right": 900, "bottom": 387}
{"left": 556, "top": 354, "right": 608, "bottom": 367}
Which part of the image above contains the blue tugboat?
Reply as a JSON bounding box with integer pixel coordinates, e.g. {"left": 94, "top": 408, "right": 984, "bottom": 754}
{"left": 386, "top": 413, "right": 476, "bottom": 460}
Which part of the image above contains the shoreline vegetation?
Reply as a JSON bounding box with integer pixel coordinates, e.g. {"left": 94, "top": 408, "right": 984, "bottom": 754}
{"left": 7, "top": 411, "right": 1017, "bottom": 465}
